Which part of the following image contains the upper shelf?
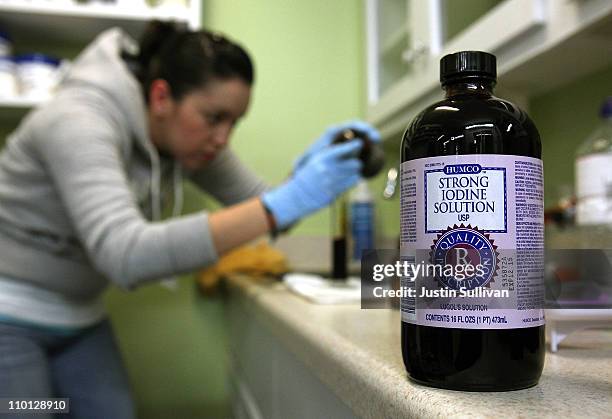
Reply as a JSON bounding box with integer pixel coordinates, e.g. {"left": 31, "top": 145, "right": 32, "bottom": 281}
{"left": 0, "top": 0, "right": 201, "bottom": 111}
{"left": 380, "top": 26, "right": 409, "bottom": 59}
{"left": 0, "top": 0, "right": 200, "bottom": 44}
{"left": 0, "top": 96, "right": 42, "bottom": 109}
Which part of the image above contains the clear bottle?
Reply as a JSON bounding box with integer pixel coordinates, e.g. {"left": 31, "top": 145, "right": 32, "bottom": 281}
{"left": 575, "top": 97, "right": 612, "bottom": 225}
{"left": 331, "top": 129, "right": 385, "bottom": 279}
{"left": 400, "top": 51, "right": 545, "bottom": 391}
{"left": 350, "top": 180, "right": 374, "bottom": 260}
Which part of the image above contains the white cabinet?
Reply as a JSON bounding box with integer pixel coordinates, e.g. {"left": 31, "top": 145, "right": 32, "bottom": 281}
{"left": 366, "top": 0, "right": 612, "bottom": 139}
{"left": 0, "top": 0, "right": 201, "bottom": 109}
{"left": 227, "top": 291, "right": 357, "bottom": 419}
{"left": 366, "top": 0, "right": 443, "bottom": 104}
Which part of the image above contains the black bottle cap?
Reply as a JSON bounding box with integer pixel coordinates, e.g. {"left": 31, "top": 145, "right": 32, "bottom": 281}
{"left": 600, "top": 96, "right": 612, "bottom": 119}
{"left": 440, "top": 51, "right": 496, "bottom": 86}
{"left": 332, "top": 129, "right": 385, "bottom": 178}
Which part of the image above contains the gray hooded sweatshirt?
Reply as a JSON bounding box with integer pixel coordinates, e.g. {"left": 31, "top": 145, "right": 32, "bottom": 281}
{"left": 0, "top": 28, "right": 268, "bottom": 308}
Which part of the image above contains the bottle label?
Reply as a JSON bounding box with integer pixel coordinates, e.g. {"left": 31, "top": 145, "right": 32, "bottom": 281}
{"left": 400, "top": 155, "right": 545, "bottom": 329}
{"left": 576, "top": 153, "right": 612, "bottom": 225}
{"left": 351, "top": 202, "right": 374, "bottom": 260}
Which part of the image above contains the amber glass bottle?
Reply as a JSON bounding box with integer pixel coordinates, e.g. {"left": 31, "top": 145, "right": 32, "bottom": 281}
{"left": 400, "top": 51, "right": 545, "bottom": 391}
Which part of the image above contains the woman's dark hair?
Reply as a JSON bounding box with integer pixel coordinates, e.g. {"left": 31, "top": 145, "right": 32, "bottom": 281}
{"left": 135, "top": 20, "right": 254, "bottom": 101}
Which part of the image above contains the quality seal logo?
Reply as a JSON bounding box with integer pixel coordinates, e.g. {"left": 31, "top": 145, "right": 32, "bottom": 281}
{"left": 430, "top": 224, "right": 499, "bottom": 290}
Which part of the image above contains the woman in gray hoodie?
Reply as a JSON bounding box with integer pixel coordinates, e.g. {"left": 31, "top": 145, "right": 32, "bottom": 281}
{"left": 0, "top": 21, "right": 379, "bottom": 418}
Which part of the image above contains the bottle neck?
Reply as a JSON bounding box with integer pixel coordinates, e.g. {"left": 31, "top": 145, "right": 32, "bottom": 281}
{"left": 443, "top": 79, "right": 495, "bottom": 98}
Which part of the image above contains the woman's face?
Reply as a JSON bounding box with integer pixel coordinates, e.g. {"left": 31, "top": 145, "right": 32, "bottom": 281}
{"left": 148, "top": 77, "right": 251, "bottom": 171}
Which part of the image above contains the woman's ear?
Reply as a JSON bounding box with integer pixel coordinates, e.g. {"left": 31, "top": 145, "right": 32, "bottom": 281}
{"left": 148, "top": 79, "right": 174, "bottom": 116}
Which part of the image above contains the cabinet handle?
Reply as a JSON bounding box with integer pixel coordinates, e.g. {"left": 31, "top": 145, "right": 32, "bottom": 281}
{"left": 383, "top": 167, "right": 399, "bottom": 200}
{"left": 401, "top": 41, "right": 428, "bottom": 65}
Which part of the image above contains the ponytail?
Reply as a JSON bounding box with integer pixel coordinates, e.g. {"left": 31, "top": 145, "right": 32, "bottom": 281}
{"left": 134, "top": 20, "right": 254, "bottom": 101}
{"left": 137, "top": 20, "right": 183, "bottom": 74}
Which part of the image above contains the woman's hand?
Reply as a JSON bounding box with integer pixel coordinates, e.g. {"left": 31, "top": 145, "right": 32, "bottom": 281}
{"left": 292, "top": 120, "right": 381, "bottom": 172}
{"left": 208, "top": 121, "right": 380, "bottom": 255}
{"left": 262, "top": 139, "right": 364, "bottom": 229}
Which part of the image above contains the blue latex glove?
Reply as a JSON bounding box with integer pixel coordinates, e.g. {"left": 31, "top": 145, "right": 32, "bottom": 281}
{"left": 293, "top": 120, "right": 381, "bottom": 171}
{"left": 262, "top": 140, "right": 363, "bottom": 229}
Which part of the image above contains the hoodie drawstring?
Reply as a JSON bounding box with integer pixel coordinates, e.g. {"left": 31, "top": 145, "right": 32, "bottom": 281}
{"left": 148, "top": 147, "right": 184, "bottom": 291}
{"left": 149, "top": 147, "right": 162, "bottom": 222}
{"left": 148, "top": 148, "right": 184, "bottom": 221}
{"left": 171, "top": 161, "right": 184, "bottom": 218}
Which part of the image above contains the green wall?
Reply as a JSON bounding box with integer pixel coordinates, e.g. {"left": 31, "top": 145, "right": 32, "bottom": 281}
{"left": 202, "top": 0, "right": 367, "bottom": 236}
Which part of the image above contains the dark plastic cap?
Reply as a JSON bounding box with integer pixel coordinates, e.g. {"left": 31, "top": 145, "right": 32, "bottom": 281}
{"left": 0, "top": 30, "right": 11, "bottom": 42}
{"left": 332, "top": 129, "right": 385, "bottom": 178}
{"left": 15, "top": 53, "right": 60, "bottom": 67}
{"left": 440, "top": 51, "right": 496, "bottom": 86}
{"left": 600, "top": 96, "right": 612, "bottom": 119}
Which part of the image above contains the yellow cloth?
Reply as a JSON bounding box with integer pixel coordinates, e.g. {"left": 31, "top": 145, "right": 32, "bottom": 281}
{"left": 196, "top": 242, "right": 289, "bottom": 294}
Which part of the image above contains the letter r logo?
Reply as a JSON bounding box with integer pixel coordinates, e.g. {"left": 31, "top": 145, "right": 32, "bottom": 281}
{"left": 455, "top": 248, "right": 469, "bottom": 265}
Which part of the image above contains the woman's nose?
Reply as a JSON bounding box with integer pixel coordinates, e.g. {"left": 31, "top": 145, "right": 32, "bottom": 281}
{"left": 213, "top": 124, "right": 232, "bottom": 147}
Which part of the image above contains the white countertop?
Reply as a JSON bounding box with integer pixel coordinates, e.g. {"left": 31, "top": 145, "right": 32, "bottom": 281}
{"left": 227, "top": 275, "right": 612, "bottom": 418}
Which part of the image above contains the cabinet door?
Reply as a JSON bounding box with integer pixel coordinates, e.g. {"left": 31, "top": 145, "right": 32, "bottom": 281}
{"left": 366, "top": 0, "right": 548, "bottom": 139}
{"left": 438, "top": 0, "right": 547, "bottom": 65}
{"left": 366, "top": 0, "right": 442, "bottom": 105}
